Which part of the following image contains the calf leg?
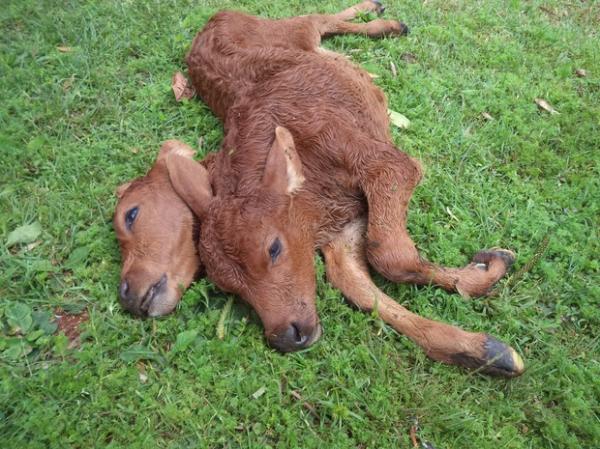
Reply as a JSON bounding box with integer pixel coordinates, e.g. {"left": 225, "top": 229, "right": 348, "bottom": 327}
{"left": 328, "top": 1, "right": 409, "bottom": 36}
{"left": 321, "top": 220, "right": 524, "bottom": 377}
{"left": 316, "top": 17, "right": 408, "bottom": 38}
{"left": 355, "top": 144, "right": 515, "bottom": 298}
{"left": 333, "top": 0, "right": 386, "bottom": 21}
{"left": 280, "top": 2, "right": 408, "bottom": 53}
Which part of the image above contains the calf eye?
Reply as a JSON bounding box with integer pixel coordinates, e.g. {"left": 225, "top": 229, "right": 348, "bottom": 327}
{"left": 268, "top": 237, "right": 282, "bottom": 262}
{"left": 125, "top": 207, "right": 139, "bottom": 230}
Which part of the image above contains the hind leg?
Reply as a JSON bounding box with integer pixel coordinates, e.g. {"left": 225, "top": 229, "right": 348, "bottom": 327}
{"left": 274, "top": 2, "right": 408, "bottom": 53}
{"left": 321, "top": 220, "right": 524, "bottom": 377}
{"left": 334, "top": 0, "right": 386, "bottom": 21}
{"left": 353, "top": 143, "right": 515, "bottom": 298}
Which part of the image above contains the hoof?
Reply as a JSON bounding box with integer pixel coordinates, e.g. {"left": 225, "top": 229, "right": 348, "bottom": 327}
{"left": 371, "top": 0, "right": 386, "bottom": 15}
{"left": 481, "top": 336, "right": 525, "bottom": 377}
{"left": 472, "top": 248, "right": 516, "bottom": 270}
{"left": 397, "top": 21, "right": 410, "bottom": 36}
{"left": 451, "top": 335, "right": 525, "bottom": 378}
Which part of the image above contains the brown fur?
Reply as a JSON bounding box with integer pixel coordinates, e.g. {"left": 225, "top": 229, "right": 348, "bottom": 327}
{"left": 117, "top": 2, "right": 524, "bottom": 375}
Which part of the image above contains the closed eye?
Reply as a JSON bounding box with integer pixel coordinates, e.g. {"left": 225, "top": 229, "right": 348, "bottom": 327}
{"left": 268, "top": 237, "right": 282, "bottom": 262}
{"left": 125, "top": 207, "right": 139, "bottom": 230}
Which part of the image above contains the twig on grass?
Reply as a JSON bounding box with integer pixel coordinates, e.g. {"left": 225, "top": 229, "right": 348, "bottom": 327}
{"left": 410, "top": 425, "right": 419, "bottom": 447}
{"left": 291, "top": 390, "right": 320, "bottom": 420}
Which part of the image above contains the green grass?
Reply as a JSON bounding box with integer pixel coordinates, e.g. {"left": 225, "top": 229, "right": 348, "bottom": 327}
{"left": 1, "top": 0, "right": 599, "bottom": 447}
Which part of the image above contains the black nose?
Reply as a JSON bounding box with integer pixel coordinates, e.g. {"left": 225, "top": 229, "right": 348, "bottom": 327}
{"left": 398, "top": 21, "right": 410, "bottom": 36}
{"left": 268, "top": 322, "right": 321, "bottom": 353}
{"left": 119, "top": 278, "right": 143, "bottom": 315}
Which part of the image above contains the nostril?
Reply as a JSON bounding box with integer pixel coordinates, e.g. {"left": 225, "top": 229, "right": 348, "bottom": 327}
{"left": 291, "top": 323, "right": 302, "bottom": 343}
{"left": 119, "top": 280, "right": 130, "bottom": 302}
{"left": 291, "top": 323, "right": 308, "bottom": 345}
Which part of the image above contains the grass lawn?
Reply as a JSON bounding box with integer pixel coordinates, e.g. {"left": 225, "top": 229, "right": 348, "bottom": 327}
{"left": 1, "top": 0, "right": 599, "bottom": 447}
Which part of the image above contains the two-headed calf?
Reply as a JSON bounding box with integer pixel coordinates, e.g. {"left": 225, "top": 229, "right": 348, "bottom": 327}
{"left": 114, "top": 1, "right": 524, "bottom": 377}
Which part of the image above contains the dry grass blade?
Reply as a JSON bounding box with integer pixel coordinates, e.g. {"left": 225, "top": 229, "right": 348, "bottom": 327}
{"left": 216, "top": 296, "right": 234, "bottom": 340}
{"left": 490, "top": 233, "right": 551, "bottom": 297}
{"left": 390, "top": 61, "right": 397, "bottom": 77}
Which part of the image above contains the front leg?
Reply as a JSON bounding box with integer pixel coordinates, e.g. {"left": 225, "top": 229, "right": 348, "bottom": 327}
{"left": 321, "top": 220, "right": 524, "bottom": 377}
{"left": 353, "top": 143, "right": 515, "bottom": 298}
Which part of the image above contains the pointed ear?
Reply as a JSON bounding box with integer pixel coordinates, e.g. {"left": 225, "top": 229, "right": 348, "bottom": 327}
{"left": 261, "top": 126, "right": 304, "bottom": 195}
{"left": 166, "top": 153, "right": 213, "bottom": 219}
{"left": 116, "top": 182, "right": 132, "bottom": 199}
{"left": 157, "top": 139, "right": 196, "bottom": 162}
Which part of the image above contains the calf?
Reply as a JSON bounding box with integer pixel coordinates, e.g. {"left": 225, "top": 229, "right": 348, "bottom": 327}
{"left": 119, "top": 1, "right": 524, "bottom": 376}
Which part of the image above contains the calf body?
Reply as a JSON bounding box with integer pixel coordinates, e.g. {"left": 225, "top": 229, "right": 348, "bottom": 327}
{"left": 135, "top": 2, "right": 523, "bottom": 376}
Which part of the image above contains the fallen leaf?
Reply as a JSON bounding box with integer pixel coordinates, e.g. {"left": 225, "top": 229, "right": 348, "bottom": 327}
{"left": 6, "top": 222, "right": 42, "bottom": 247}
{"left": 26, "top": 240, "right": 42, "bottom": 251}
{"left": 57, "top": 46, "right": 72, "bottom": 53}
{"left": 390, "top": 61, "right": 397, "bottom": 77}
{"left": 535, "top": 98, "right": 559, "bottom": 115}
{"left": 481, "top": 112, "right": 494, "bottom": 121}
{"left": 388, "top": 109, "right": 410, "bottom": 129}
{"left": 367, "top": 72, "right": 379, "bottom": 79}
{"left": 252, "top": 386, "right": 267, "bottom": 399}
{"left": 575, "top": 68, "right": 587, "bottom": 78}
{"left": 171, "top": 71, "right": 195, "bottom": 101}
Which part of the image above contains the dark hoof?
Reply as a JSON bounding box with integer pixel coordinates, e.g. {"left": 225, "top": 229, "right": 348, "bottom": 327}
{"left": 472, "top": 248, "right": 516, "bottom": 270}
{"left": 481, "top": 336, "right": 525, "bottom": 377}
{"left": 451, "top": 336, "right": 525, "bottom": 378}
{"left": 371, "top": 0, "right": 386, "bottom": 15}
{"left": 397, "top": 21, "right": 410, "bottom": 36}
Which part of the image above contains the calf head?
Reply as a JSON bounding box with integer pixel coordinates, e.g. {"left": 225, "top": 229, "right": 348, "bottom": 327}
{"left": 113, "top": 141, "right": 203, "bottom": 317}
{"left": 167, "top": 127, "right": 321, "bottom": 352}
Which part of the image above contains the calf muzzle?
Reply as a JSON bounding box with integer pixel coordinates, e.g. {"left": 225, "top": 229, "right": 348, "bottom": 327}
{"left": 119, "top": 274, "right": 168, "bottom": 317}
{"left": 268, "top": 321, "right": 322, "bottom": 353}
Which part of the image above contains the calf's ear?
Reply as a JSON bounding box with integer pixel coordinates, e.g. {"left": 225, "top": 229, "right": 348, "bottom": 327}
{"left": 116, "top": 182, "right": 132, "bottom": 199}
{"left": 157, "top": 139, "right": 196, "bottom": 162}
{"left": 166, "top": 153, "right": 213, "bottom": 219}
{"left": 262, "top": 126, "right": 304, "bottom": 195}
